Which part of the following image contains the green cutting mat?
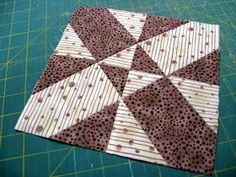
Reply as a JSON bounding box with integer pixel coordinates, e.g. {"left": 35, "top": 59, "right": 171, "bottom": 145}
{"left": 0, "top": 0, "right": 236, "bottom": 177}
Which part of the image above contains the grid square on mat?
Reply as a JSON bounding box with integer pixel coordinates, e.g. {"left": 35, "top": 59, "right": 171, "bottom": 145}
{"left": 15, "top": 6, "right": 220, "bottom": 175}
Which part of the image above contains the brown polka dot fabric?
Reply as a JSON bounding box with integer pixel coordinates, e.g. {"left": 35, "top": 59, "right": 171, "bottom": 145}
{"left": 15, "top": 6, "right": 220, "bottom": 176}
{"left": 50, "top": 101, "right": 119, "bottom": 151}
{"left": 124, "top": 77, "right": 217, "bottom": 174}
{"left": 70, "top": 6, "right": 137, "bottom": 61}
{"left": 131, "top": 45, "right": 164, "bottom": 75}
{"left": 139, "top": 15, "right": 188, "bottom": 41}
{"left": 33, "top": 55, "right": 95, "bottom": 94}
{"left": 172, "top": 49, "right": 220, "bottom": 85}
{"left": 99, "top": 63, "right": 129, "bottom": 96}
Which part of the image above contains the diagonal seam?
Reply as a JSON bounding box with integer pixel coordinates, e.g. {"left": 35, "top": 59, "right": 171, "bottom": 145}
{"left": 167, "top": 76, "right": 219, "bottom": 134}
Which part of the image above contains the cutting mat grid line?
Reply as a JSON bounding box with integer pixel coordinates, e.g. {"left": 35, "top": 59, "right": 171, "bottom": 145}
{"left": 0, "top": 0, "right": 235, "bottom": 177}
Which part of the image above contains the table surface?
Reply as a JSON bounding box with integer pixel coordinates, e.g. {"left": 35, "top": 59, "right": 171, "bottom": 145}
{"left": 0, "top": 0, "right": 236, "bottom": 177}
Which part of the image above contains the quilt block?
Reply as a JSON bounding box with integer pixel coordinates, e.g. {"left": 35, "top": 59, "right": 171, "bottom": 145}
{"left": 15, "top": 6, "right": 220, "bottom": 175}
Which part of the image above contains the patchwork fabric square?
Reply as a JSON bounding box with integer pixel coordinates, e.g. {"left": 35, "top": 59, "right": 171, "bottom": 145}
{"left": 15, "top": 6, "right": 220, "bottom": 175}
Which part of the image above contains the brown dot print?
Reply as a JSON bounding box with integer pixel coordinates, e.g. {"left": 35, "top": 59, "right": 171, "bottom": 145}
{"left": 139, "top": 15, "right": 188, "bottom": 41}
{"left": 24, "top": 116, "right": 30, "bottom": 120}
{"left": 36, "top": 125, "right": 44, "bottom": 133}
{"left": 171, "top": 60, "right": 177, "bottom": 64}
{"left": 145, "top": 41, "right": 152, "bottom": 45}
{"left": 38, "top": 97, "right": 43, "bottom": 103}
{"left": 131, "top": 45, "right": 164, "bottom": 75}
{"left": 99, "top": 63, "right": 129, "bottom": 96}
{"left": 138, "top": 75, "right": 143, "bottom": 79}
{"left": 116, "top": 145, "right": 122, "bottom": 151}
{"left": 69, "top": 7, "right": 136, "bottom": 61}
{"left": 69, "top": 81, "right": 75, "bottom": 87}
{"left": 162, "top": 33, "right": 167, "bottom": 37}
{"left": 116, "top": 53, "right": 121, "bottom": 57}
{"left": 123, "top": 128, "right": 128, "bottom": 133}
{"left": 149, "top": 146, "right": 155, "bottom": 151}
{"left": 188, "top": 27, "right": 194, "bottom": 31}
{"left": 129, "top": 140, "right": 134, "bottom": 145}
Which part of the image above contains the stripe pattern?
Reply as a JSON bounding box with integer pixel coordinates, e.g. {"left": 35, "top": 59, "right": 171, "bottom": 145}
{"left": 106, "top": 100, "right": 166, "bottom": 164}
{"left": 98, "top": 45, "right": 137, "bottom": 69}
{"left": 108, "top": 9, "right": 146, "bottom": 41}
{"left": 139, "top": 21, "right": 219, "bottom": 75}
{"left": 122, "top": 70, "right": 163, "bottom": 98}
{"left": 169, "top": 76, "right": 219, "bottom": 133}
{"left": 55, "top": 24, "right": 96, "bottom": 60}
{"left": 15, "top": 63, "right": 120, "bottom": 137}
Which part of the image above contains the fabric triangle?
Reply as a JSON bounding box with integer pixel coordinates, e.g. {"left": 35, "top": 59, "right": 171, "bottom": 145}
{"left": 55, "top": 24, "right": 96, "bottom": 60}
{"left": 33, "top": 54, "right": 95, "bottom": 94}
{"left": 171, "top": 49, "right": 220, "bottom": 85}
{"left": 70, "top": 7, "right": 136, "bottom": 60}
{"left": 124, "top": 76, "right": 217, "bottom": 175}
{"left": 99, "top": 63, "right": 129, "bottom": 96}
{"left": 108, "top": 8, "right": 146, "bottom": 40}
{"left": 106, "top": 100, "right": 166, "bottom": 164}
{"left": 50, "top": 101, "right": 119, "bottom": 152}
{"left": 131, "top": 45, "right": 164, "bottom": 75}
{"left": 139, "top": 15, "right": 189, "bottom": 41}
